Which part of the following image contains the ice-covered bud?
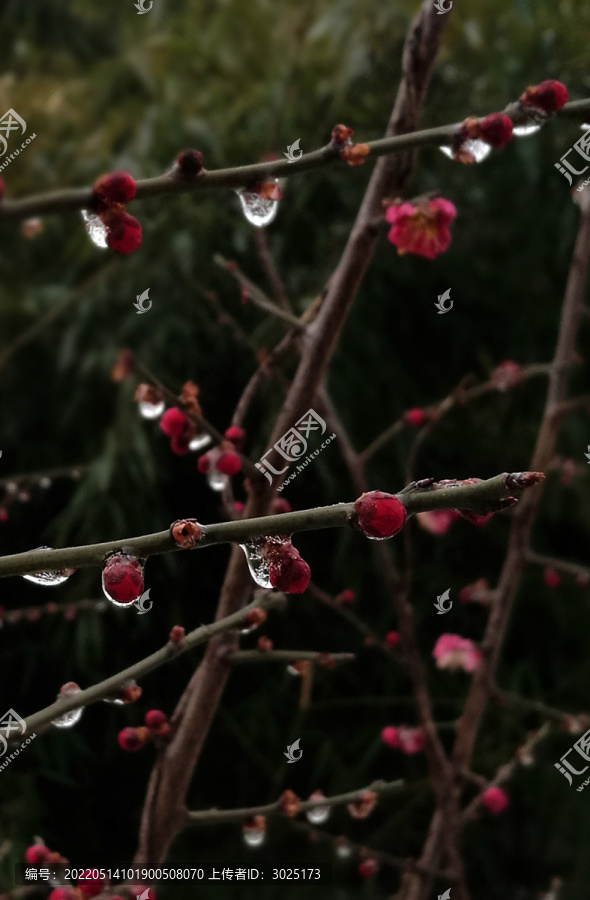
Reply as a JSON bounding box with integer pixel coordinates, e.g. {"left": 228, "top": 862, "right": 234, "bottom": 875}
{"left": 102, "top": 210, "right": 142, "bottom": 254}
{"left": 492, "top": 359, "right": 522, "bottom": 390}
{"left": 101, "top": 551, "right": 144, "bottom": 606}
{"left": 331, "top": 124, "right": 354, "bottom": 144}
{"left": 353, "top": 491, "right": 407, "bottom": 540}
{"left": 216, "top": 450, "right": 242, "bottom": 476}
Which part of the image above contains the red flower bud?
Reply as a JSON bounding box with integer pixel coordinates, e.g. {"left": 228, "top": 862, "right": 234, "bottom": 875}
{"left": 25, "top": 844, "right": 51, "bottom": 866}
{"left": 273, "top": 497, "right": 291, "bottom": 514}
{"left": 175, "top": 149, "right": 204, "bottom": 178}
{"left": 257, "top": 636, "right": 273, "bottom": 652}
{"left": 340, "top": 143, "right": 370, "bottom": 165}
{"left": 117, "top": 726, "right": 149, "bottom": 752}
{"left": 269, "top": 553, "right": 311, "bottom": 594}
{"left": 145, "top": 709, "right": 168, "bottom": 732}
{"left": 543, "top": 567, "right": 560, "bottom": 588}
{"left": 347, "top": 790, "right": 377, "bottom": 819}
{"left": 103, "top": 210, "right": 142, "bottom": 254}
{"left": 102, "top": 552, "right": 144, "bottom": 605}
{"left": 279, "top": 789, "right": 301, "bottom": 816}
{"left": 169, "top": 624, "right": 185, "bottom": 644}
{"left": 111, "top": 348, "right": 135, "bottom": 381}
{"left": 196, "top": 453, "right": 211, "bottom": 473}
{"left": 170, "top": 518, "right": 203, "bottom": 548}
{"left": 477, "top": 112, "right": 513, "bottom": 148}
{"left": 520, "top": 80, "right": 568, "bottom": 114}
{"left": 245, "top": 607, "right": 267, "bottom": 628}
{"left": 403, "top": 408, "right": 426, "bottom": 427}
{"left": 331, "top": 124, "right": 354, "bottom": 144}
{"left": 224, "top": 425, "right": 245, "bottom": 448}
{"left": 216, "top": 450, "right": 242, "bottom": 476}
{"left": 93, "top": 170, "right": 136, "bottom": 206}
{"left": 334, "top": 589, "right": 355, "bottom": 604}
{"left": 353, "top": 491, "right": 407, "bottom": 539}
{"left": 358, "top": 859, "right": 379, "bottom": 878}
{"left": 160, "top": 407, "right": 189, "bottom": 437}
{"left": 384, "top": 630, "right": 400, "bottom": 647}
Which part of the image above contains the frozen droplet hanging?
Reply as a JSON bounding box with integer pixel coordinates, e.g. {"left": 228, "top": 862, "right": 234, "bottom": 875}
{"left": 138, "top": 399, "right": 165, "bottom": 419}
{"left": 239, "top": 539, "right": 272, "bottom": 588}
{"left": 81, "top": 210, "right": 108, "bottom": 248}
{"left": 101, "top": 550, "right": 145, "bottom": 607}
{"left": 189, "top": 433, "right": 212, "bottom": 452}
{"left": 306, "top": 791, "right": 330, "bottom": 824}
{"left": 52, "top": 682, "right": 83, "bottom": 729}
{"left": 440, "top": 139, "right": 491, "bottom": 163}
{"left": 23, "top": 547, "right": 75, "bottom": 586}
{"left": 235, "top": 182, "right": 280, "bottom": 228}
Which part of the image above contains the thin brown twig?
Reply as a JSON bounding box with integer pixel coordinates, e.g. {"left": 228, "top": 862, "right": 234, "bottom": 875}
{"left": 185, "top": 778, "right": 403, "bottom": 824}
{"left": 2, "top": 102, "right": 589, "bottom": 223}
{"left": 253, "top": 229, "right": 292, "bottom": 312}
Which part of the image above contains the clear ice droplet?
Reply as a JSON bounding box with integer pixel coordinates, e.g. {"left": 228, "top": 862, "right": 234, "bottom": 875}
{"left": 512, "top": 123, "right": 542, "bottom": 137}
{"left": 235, "top": 185, "right": 280, "bottom": 227}
{"left": 39, "top": 477, "right": 52, "bottom": 489}
{"left": 306, "top": 800, "right": 330, "bottom": 825}
{"left": 335, "top": 841, "right": 352, "bottom": 858}
{"left": 189, "top": 433, "right": 212, "bottom": 452}
{"left": 440, "top": 139, "right": 491, "bottom": 163}
{"left": 52, "top": 683, "right": 83, "bottom": 729}
{"left": 23, "top": 547, "right": 75, "bottom": 586}
{"left": 243, "top": 828, "right": 265, "bottom": 848}
{"left": 138, "top": 399, "right": 166, "bottom": 419}
{"left": 81, "top": 210, "right": 108, "bottom": 248}
{"left": 239, "top": 539, "right": 272, "bottom": 588}
{"left": 207, "top": 467, "right": 229, "bottom": 492}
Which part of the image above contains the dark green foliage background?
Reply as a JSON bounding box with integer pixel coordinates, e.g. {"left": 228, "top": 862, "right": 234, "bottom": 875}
{"left": 0, "top": 0, "right": 589, "bottom": 897}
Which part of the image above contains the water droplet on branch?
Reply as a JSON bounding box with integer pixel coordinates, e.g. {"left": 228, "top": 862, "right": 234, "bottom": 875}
{"left": 235, "top": 182, "right": 280, "bottom": 227}
{"left": 23, "top": 547, "right": 75, "bottom": 586}
{"left": 81, "top": 210, "right": 108, "bottom": 248}
{"left": 52, "top": 683, "right": 83, "bottom": 729}
{"left": 239, "top": 539, "right": 272, "bottom": 588}
{"left": 189, "top": 433, "right": 212, "bottom": 452}
{"left": 138, "top": 399, "right": 165, "bottom": 419}
{"left": 243, "top": 828, "right": 265, "bottom": 847}
{"left": 512, "top": 123, "right": 542, "bottom": 137}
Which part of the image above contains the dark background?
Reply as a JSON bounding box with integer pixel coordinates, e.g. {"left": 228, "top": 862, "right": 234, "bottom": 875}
{"left": 0, "top": 0, "right": 590, "bottom": 897}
